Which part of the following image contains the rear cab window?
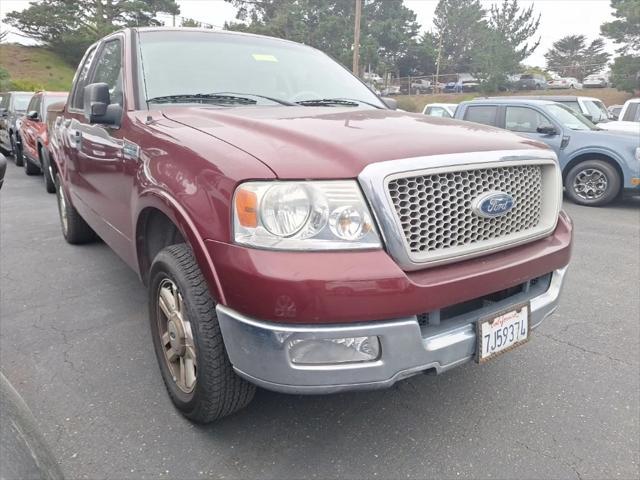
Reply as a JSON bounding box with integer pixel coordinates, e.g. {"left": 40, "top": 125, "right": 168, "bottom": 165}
{"left": 623, "top": 102, "right": 639, "bottom": 122}
{"left": 426, "top": 107, "right": 450, "bottom": 118}
{"left": 463, "top": 105, "right": 498, "bottom": 126}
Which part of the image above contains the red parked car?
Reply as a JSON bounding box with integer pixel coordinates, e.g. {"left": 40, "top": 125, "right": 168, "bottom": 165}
{"left": 18, "top": 91, "right": 68, "bottom": 192}
{"left": 49, "top": 28, "right": 572, "bottom": 423}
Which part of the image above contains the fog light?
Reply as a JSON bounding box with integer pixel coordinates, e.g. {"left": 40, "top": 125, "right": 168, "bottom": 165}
{"left": 289, "top": 336, "right": 380, "bottom": 365}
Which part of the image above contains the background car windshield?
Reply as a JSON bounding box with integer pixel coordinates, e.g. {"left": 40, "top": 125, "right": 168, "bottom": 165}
{"left": 13, "top": 95, "right": 31, "bottom": 111}
{"left": 546, "top": 103, "right": 594, "bottom": 130}
{"left": 138, "top": 31, "right": 384, "bottom": 107}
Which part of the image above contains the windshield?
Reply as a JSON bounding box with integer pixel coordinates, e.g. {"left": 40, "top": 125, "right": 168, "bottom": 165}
{"left": 584, "top": 99, "right": 608, "bottom": 122}
{"left": 13, "top": 94, "right": 32, "bottom": 112}
{"left": 138, "top": 31, "right": 384, "bottom": 108}
{"left": 545, "top": 103, "right": 595, "bottom": 130}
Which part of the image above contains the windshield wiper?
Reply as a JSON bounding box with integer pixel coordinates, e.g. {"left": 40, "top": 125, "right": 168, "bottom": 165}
{"left": 211, "top": 92, "right": 295, "bottom": 106}
{"left": 147, "top": 93, "right": 257, "bottom": 106}
{"left": 295, "top": 98, "right": 360, "bottom": 107}
{"left": 295, "top": 97, "right": 383, "bottom": 108}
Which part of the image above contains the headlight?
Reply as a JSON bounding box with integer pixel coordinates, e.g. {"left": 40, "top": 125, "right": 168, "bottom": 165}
{"left": 635, "top": 147, "right": 640, "bottom": 162}
{"left": 233, "top": 180, "right": 381, "bottom": 250}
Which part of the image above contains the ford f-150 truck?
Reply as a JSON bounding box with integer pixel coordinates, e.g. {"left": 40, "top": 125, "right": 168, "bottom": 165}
{"left": 50, "top": 27, "right": 572, "bottom": 423}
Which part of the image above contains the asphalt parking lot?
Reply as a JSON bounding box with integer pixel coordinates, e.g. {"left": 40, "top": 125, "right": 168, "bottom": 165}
{"left": 1, "top": 161, "right": 638, "bottom": 480}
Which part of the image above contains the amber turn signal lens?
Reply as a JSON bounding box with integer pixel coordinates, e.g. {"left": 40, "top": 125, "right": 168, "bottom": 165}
{"left": 235, "top": 188, "right": 258, "bottom": 227}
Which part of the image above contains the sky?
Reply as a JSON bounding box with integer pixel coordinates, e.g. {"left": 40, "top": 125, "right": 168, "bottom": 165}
{"left": 0, "top": 0, "right": 616, "bottom": 69}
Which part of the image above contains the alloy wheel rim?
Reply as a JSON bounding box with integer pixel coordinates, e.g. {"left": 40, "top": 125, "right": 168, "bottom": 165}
{"left": 573, "top": 168, "right": 608, "bottom": 200}
{"left": 157, "top": 278, "right": 197, "bottom": 394}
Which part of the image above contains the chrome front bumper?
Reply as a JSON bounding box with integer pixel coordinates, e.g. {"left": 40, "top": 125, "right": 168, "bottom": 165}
{"left": 217, "top": 267, "right": 568, "bottom": 394}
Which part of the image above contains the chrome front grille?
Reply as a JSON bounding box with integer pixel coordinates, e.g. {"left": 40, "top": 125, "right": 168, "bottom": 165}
{"left": 387, "top": 164, "right": 543, "bottom": 254}
{"left": 357, "top": 150, "right": 562, "bottom": 271}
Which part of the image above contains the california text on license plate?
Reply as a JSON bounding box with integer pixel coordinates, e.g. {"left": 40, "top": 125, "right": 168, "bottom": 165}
{"left": 476, "top": 303, "right": 530, "bottom": 363}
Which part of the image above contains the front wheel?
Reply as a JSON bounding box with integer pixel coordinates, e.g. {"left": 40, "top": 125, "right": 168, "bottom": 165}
{"left": 564, "top": 160, "right": 621, "bottom": 206}
{"left": 149, "top": 244, "right": 255, "bottom": 423}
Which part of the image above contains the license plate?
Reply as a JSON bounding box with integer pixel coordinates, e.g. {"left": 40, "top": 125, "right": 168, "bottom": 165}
{"left": 476, "top": 303, "right": 530, "bottom": 363}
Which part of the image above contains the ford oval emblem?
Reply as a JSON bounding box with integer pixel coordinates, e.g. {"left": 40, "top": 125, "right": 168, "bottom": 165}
{"left": 471, "top": 191, "right": 515, "bottom": 218}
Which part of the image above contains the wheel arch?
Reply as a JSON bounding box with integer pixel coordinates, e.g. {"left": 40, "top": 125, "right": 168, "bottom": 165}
{"left": 135, "top": 192, "right": 226, "bottom": 304}
{"left": 563, "top": 151, "right": 624, "bottom": 185}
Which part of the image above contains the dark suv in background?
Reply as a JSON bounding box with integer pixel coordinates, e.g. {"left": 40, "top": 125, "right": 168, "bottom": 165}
{"left": 0, "top": 91, "right": 33, "bottom": 165}
{"left": 515, "top": 74, "right": 547, "bottom": 90}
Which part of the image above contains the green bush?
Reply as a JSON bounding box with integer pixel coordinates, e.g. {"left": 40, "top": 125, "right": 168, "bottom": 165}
{"left": 9, "top": 78, "right": 44, "bottom": 91}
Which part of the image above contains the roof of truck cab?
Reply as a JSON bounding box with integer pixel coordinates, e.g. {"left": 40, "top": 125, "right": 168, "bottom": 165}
{"left": 468, "top": 98, "right": 556, "bottom": 105}
{"left": 486, "top": 95, "right": 601, "bottom": 102}
{"left": 130, "top": 26, "right": 304, "bottom": 46}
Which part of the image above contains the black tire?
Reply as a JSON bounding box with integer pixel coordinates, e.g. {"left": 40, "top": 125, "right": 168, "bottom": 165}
{"left": 564, "top": 159, "right": 621, "bottom": 207}
{"left": 41, "top": 149, "right": 56, "bottom": 193}
{"left": 149, "top": 244, "right": 255, "bottom": 423}
{"left": 11, "top": 135, "right": 24, "bottom": 167}
{"left": 54, "top": 174, "right": 96, "bottom": 243}
{"left": 24, "top": 155, "right": 40, "bottom": 176}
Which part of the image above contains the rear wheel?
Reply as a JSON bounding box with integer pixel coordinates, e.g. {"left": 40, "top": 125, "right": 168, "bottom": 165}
{"left": 11, "top": 135, "right": 24, "bottom": 167}
{"left": 41, "top": 149, "right": 56, "bottom": 193}
{"left": 149, "top": 244, "right": 255, "bottom": 423}
{"left": 564, "top": 159, "right": 620, "bottom": 206}
{"left": 24, "top": 153, "right": 41, "bottom": 176}
{"left": 55, "top": 174, "right": 96, "bottom": 243}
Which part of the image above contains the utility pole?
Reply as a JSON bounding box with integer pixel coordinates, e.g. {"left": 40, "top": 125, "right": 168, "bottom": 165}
{"left": 352, "top": 0, "right": 362, "bottom": 76}
{"left": 434, "top": 33, "right": 443, "bottom": 93}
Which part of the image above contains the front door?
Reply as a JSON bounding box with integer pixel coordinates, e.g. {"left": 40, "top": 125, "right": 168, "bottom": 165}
{"left": 72, "top": 37, "right": 135, "bottom": 252}
{"left": 504, "top": 106, "right": 564, "bottom": 155}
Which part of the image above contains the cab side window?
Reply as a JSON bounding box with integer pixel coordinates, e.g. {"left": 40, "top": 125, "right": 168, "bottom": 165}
{"left": 71, "top": 47, "right": 97, "bottom": 110}
{"left": 26, "top": 95, "right": 39, "bottom": 114}
{"left": 464, "top": 106, "right": 498, "bottom": 126}
{"left": 505, "top": 106, "right": 553, "bottom": 133}
{"left": 28, "top": 95, "right": 42, "bottom": 118}
{"left": 90, "top": 40, "right": 124, "bottom": 107}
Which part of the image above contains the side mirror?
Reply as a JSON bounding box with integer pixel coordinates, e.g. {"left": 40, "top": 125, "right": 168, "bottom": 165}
{"left": 537, "top": 125, "right": 558, "bottom": 135}
{"left": 84, "top": 83, "right": 122, "bottom": 126}
{"left": 27, "top": 110, "right": 39, "bottom": 121}
{"left": 0, "top": 108, "right": 7, "bottom": 117}
{"left": 381, "top": 97, "right": 397, "bottom": 110}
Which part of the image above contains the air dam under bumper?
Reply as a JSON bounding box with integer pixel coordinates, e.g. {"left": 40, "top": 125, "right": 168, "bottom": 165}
{"left": 217, "top": 267, "right": 568, "bottom": 394}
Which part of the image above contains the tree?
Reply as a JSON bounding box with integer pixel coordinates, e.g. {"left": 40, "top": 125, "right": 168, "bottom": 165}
{"left": 601, "top": 0, "right": 640, "bottom": 54}
{"left": 471, "top": 29, "right": 519, "bottom": 93}
{"left": 489, "top": 0, "right": 541, "bottom": 62}
{"left": 224, "top": 0, "right": 420, "bottom": 75}
{"left": 610, "top": 55, "right": 640, "bottom": 93}
{"left": 433, "top": 0, "right": 488, "bottom": 74}
{"left": 544, "top": 35, "right": 610, "bottom": 80}
{"left": 4, "top": 0, "right": 180, "bottom": 65}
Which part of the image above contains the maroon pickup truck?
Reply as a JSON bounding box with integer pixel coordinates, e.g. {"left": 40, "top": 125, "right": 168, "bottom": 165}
{"left": 50, "top": 27, "right": 572, "bottom": 423}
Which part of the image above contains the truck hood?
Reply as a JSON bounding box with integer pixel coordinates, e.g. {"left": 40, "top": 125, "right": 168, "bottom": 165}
{"left": 163, "top": 106, "right": 549, "bottom": 178}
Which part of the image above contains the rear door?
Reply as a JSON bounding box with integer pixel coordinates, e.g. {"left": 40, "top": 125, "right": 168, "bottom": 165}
{"left": 462, "top": 104, "right": 501, "bottom": 127}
